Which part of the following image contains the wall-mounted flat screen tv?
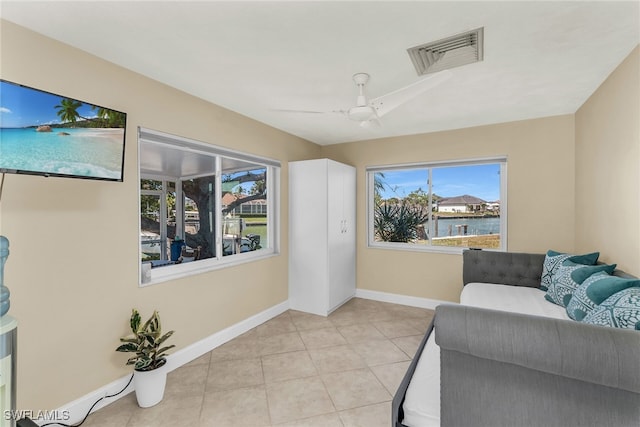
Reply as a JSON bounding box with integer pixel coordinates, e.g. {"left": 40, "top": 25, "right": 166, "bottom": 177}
{"left": 0, "top": 79, "right": 126, "bottom": 182}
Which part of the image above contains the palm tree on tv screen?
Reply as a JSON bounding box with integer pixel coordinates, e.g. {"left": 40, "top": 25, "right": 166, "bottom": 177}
{"left": 54, "top": 98, "right": 85, "bottom": 123}
{"left": 54, "top": 99, "right": 126, "bottom": 128}
{"left": 94, "top": 107, "right": 126, "bottom": 127}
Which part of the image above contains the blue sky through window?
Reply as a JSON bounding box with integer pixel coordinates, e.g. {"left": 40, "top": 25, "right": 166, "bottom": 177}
{"left": 377, "top": 163, "right": 500, "bottom": 202}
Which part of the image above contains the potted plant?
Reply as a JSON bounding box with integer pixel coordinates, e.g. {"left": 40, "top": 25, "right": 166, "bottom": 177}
{"left": 116, "top": 309, "right": 175, "bottom": 407}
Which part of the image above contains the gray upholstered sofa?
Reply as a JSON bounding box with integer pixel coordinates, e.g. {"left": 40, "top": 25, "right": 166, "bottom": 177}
{"left": 393, "top": 249, "right": 640, "bottom": 427}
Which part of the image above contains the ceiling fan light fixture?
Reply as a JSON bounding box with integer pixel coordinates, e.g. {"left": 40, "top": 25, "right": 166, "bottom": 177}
{"left": 348, "top": 105, "right": 376, "bottom": 121}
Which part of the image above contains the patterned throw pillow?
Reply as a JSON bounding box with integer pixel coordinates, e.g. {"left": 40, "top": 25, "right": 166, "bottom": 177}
{"left": 582, "top": 287, "right": 640, "bottom": 330}
{"left": 540, "top": 250, "right": 599, "bottom": 291}
{"left": 566, "top": 272, "right": 640, "bottom": 321}
{"left": 544, "top": 261, "right": 616, "bottom": 307}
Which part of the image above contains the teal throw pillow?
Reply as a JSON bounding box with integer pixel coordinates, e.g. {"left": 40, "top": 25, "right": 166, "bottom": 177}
{"left": 582, "top": 287, "right": 640, "bottom": 330}
{"left": 544, "top": 260, "right": 616, "bottom": 307}
{"left": 540, "top": 250, "right": 599, "bottom": 291}
{"left": 566, "top": 272, "right": 640, "bottom": 320}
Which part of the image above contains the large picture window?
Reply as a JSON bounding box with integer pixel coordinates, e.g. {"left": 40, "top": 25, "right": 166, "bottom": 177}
{"left": 367, "top": 158, "right": 506, "bottom": 252}
{"left": 138, "top": 127, "right": 279, "bottom": 285}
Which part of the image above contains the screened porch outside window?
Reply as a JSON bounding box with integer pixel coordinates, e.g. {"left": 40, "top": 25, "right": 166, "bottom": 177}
{"left": 138, "top": 127, "right": 280, "bottom": 285}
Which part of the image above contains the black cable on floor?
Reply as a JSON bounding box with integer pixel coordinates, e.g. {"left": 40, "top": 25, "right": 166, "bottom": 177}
{"left": 37, "top": 373, "right": 134, "bottom": 427}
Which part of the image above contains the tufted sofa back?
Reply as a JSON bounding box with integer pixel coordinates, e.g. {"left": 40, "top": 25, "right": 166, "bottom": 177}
{"left": 462, "top": 249, "right": 545, "bottom": 288}
{"left": 462, "top": 249, "right": 637, "bottom": 288}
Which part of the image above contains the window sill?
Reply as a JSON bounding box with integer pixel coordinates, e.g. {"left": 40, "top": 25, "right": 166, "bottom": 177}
{"left": 140, "top": 250, "right": 279, "bottom": 287}
{"left": 367, "top": 241, "right": 506, "bottom": 254}
{"left": 368, "top": 242, "right": 463, "bottom": 254}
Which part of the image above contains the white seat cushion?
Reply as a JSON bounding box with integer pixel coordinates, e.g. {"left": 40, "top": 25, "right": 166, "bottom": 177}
{"left": 460, "top": 282, "right": 570, "bottom": 320}
{"left": 402, "top": 283, "right": 569, "bottom": 426}
{"left": 401, "top": 331, "right": 440, "bottom": 427}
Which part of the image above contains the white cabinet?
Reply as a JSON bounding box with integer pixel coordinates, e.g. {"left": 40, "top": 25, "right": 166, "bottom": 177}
{"left": 289, "top": 159, "right": 356, "bottom": 316}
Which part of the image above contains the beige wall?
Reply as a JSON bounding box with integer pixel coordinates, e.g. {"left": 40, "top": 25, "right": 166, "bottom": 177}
{"left": 322, "top": 115, "right": 577, "bottom": 302}
{"left": 0, "top": 20, "right": 320, "bottom": 410}
{"left": 575, "top": 46, "right": 640, "bottom": 275}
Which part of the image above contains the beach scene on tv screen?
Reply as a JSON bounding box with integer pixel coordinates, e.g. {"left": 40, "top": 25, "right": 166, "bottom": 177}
{"left": 0, "top": 80, "right": 126, "bottom": 180}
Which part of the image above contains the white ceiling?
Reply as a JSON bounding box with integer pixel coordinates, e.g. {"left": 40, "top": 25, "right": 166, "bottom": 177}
{"left": 1, "top": 1, "right": 639, "bottom": 146}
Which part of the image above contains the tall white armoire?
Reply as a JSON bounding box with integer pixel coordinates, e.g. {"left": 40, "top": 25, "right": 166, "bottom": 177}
{"left": 289, "top": 159, "right": 356, "bottom": 316}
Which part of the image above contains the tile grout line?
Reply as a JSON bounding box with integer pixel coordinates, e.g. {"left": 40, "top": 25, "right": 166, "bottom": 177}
{"left": 294, "top": 313, "right": 341, "bottom": 424}
{"left": 258, "top": 354, "right": 274, "bottom": 426}
{"left": 196, "top": 353, "right": 214, "bottom": 426}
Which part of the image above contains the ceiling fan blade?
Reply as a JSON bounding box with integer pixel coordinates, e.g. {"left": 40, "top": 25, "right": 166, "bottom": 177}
{"left": 271, "top": 108, "right": 327, "bottom": 114}
{"left": 369, "top": 70, "right": 452, "bottom": 118}
{"left": 271, "top": 108, "right": 347, "bottom": 117}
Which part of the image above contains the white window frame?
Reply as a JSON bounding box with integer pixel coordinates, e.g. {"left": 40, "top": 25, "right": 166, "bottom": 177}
{"left": 138, "top": 127, "right": 280, "bottom": 286}
{"left": 366, "top": 157, "right": 507, "bottom": 254}
{"left": 140, "top": 180, "right": 170, "bottom": 261}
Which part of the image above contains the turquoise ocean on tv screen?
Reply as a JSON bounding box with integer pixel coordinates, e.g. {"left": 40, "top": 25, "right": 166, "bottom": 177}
{"left": 0, "top": 127, "right": 124, "bottom": 179}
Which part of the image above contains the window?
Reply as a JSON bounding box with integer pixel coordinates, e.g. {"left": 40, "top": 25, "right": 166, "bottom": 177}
{"left": 367, "top": 158, "right": 506, "bottom": 252}
{"left": 138, "top": 127, "right": 280, "bottom": 285}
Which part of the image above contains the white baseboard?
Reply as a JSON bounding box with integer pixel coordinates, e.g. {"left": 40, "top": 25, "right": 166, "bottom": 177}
{"left": 49, "top": 300, "right": 289, "bottom": 426}
{"left": 355, "top": 288, "right": 448, "bottom": 310}
{"left": 164, "top": 300, "right": 289, "bottom": 373}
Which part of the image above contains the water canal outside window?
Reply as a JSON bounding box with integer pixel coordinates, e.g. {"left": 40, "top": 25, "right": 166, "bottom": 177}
{"left": 367, "top": 158, "right": 507, "bottom": 252}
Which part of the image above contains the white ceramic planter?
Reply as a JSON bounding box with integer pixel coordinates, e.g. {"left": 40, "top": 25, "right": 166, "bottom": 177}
{"left": 133, "top": 363, "right": 168, "bottom": 408}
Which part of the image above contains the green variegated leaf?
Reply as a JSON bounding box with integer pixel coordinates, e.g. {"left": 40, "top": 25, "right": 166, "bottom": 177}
{"left": 135, "top": 357, "right": 152, "bottom": 370}
{"left": 156, "top": 331, "right": 174, "bottom": 346}
{"left": 149, "top": 312, "right": 157, "bottom": 327}
{"left": 156, "top": 345, "right": 175, "bottom": 357}
{"left": 130, "top": 309, "right": 141, "bottom": 333}
{"left": 116, "top": 343, "right": 138, "bottom": 352}
{"left": 140, "top": 315, "right": 153, "bottom": 333}
{"left": 154, "top": 358, "right": 167, "bottom": 369}
{"left": 145, "top": 334, "right": 156, "bottom": 346}
{"left": 152, "top": 311, "right": 160, "bottom": 332}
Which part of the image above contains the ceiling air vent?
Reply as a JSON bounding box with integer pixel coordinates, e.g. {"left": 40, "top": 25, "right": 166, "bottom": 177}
{"left": 407, "top": 27, "right": 484, "bottom": 76}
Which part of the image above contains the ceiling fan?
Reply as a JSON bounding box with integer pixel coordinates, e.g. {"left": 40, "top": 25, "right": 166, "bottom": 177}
{"left": 275, "top": 70, "right": 452, "bottom": 127}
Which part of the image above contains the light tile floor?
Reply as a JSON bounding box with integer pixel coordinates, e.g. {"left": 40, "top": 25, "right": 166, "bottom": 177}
{"left": 84, "top": 298, "right": 434, "bottom": 427}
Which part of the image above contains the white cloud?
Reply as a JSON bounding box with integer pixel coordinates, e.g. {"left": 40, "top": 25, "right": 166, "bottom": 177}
{"left": 0, "top": 107, "right": 12, "bottom": 114}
